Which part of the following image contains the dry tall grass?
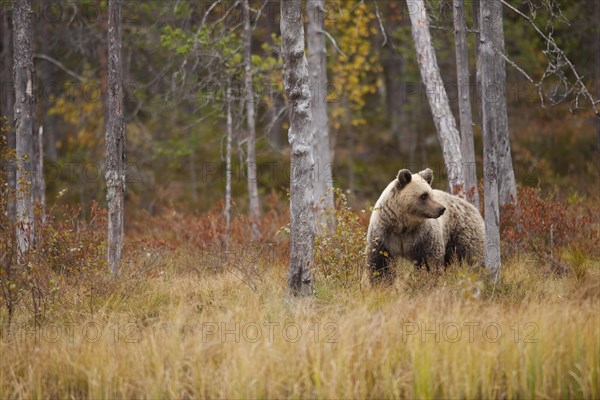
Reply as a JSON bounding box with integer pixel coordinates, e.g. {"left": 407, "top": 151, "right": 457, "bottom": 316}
{"left": 1, "top": 190, "right": 599, "bottom": 399}
{"left": 1, "top": 249, "right": 598, "bottom": 399}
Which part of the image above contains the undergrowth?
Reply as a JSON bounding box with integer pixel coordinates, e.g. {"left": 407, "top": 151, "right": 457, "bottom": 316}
{"left": 1, "top": 136, "right": 599, "bottom": 399}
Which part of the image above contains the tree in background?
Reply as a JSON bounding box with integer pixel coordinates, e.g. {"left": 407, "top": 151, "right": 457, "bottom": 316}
{"left": 2, "top": 0, "right": 595, "bottom": 237}
{"left": 37, "top": 15, "right": 58, "bottom": 163}
{"left": 307, "top": 0, "right": 334, "bottom": 229}
{"left": 32, "top": 125, "right": 44, "bottom": 210}
{"left": 379, "top": 2, "right": 421, "bottom": 163}
{"left": 281, "top": 0, "right": 316, "bottom": 296}
{"left": 1, "top": 5, "right": 16, "bottom": 220}
{"left": 453, "top": 0, "right": 480, "bottom": 208}
{"left": 225, "top": 81, "right": 233, "bottom": 237}
{"left": 12, "top": 0, "right": 35, "bottom": 252}
{"left": 479, "top": 0, "right": 503, "bottom": 282}
{"left": 498, "top": 0, "right": 599, "bottom": 201}
{"left": 407, "top": 0, "right": 464, "bottom": 194}
{"left": 105, "top": 0, "right": 126, "bottom": 275}
{"left": 491, "top": 1, "right": 517, "bottom": 208}
{"left": 330, "top": 1, "right": 381, "bottom": 195}
{"left": 243, "top": 0, "right": 260, "bottom": 240}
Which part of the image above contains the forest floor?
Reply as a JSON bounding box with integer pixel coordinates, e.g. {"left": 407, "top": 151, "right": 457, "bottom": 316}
{"left": 1, "top": 226, "right": 599, "bottom": 398}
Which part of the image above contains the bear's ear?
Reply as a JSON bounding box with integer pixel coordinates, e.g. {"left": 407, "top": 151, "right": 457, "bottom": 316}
{"left": 417, "top": 168, "right": 434, "bottom": 185}
{"left": 396, "top": 169, "right": 412, "bottom": 189}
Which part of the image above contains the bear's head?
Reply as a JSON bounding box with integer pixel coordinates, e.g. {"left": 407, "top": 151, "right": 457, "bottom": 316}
{"left": 380, "top": 168, "right": 446, "bottom": 225}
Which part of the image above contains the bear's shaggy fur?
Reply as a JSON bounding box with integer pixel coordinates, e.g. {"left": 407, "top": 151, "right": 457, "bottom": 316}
{"left": 366, "top": 168, "right": 485, "bottom": 282}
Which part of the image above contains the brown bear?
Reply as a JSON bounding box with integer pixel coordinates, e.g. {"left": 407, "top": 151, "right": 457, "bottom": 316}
{"left": 366, "top": 168, "right": 485, "bottom": 282}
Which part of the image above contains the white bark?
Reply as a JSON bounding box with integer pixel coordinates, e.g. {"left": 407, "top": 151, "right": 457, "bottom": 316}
{"left": 307, "top": 0, "right": 334, "bottom": 230}
{"left": 480, "top": 0, "right": 502, "bottom": 282}
{"left": 243, "top": 0, "right": 260, "bottom": 240}
{"left": 13, "top": 0, "right": 35, "bottom": 252}
{"left": 407, "top": 0, "right": 464, "bottom": 194}
{"left": 225, "top": 83, "right": 233, "bottom": 236}
{"left": 491, "top": 2, "right": 517, "bottom": 207}
{"left": 281, "top": 0, "right": 316, "bottom": 296}
{"left": 105, "top": 0, "right": 125, "bottom": 276}
{"left": 453, "top": 0, "right": 480, "bottom": 209}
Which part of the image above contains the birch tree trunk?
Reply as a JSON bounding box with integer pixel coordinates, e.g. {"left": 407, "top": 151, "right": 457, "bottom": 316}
{"left": 491, "top": 1, "right": 517, "bottom": 207}
{"left": 281, "top": 0, "right": 316, "bottom": 296}
{"left": 1, "top": 7, "right": 16, "bottom": 221}
{"left": 453, "top": 0, "right": 480, "bottom": 209}
{"left": 480, "top": 0, "right": 502, "bottom": 282}
{"left": 407, "top": 0, "right": 464, "bottom": 193}
{"left": 243, "top": 0, "right": 260, "bottom": 240}
{"left": 105, "top": 0, "right": 125, "bottom": 276}
{"left": 306, "top": 0, "right": 334, "bottom": 229}
{"left": 225, "top": 83, "right": 233, "bottom": 237}
{"left": 13, "top": 0, "right": 35, "bottom": 252}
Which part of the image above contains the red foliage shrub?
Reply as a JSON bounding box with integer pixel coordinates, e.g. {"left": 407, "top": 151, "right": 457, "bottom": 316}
{"left": 500, "top": 187, "right": 599, "bottom": 256}
{"left": 129, "top": 191, "right": 292, "bottom": 270}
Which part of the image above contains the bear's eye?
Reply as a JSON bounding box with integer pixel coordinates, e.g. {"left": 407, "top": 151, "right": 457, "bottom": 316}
{"left": 419, "top": 193, "right": 428, "bottom": 201}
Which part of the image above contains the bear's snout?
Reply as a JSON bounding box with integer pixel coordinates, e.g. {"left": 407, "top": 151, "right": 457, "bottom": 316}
{"left": 437, "top": 207, "right": 446, "bottom": 217}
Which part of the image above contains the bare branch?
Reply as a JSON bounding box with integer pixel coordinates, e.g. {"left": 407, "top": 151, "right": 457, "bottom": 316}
{"left": 499, "top": 50, "right": 545, "bottom": 107}
{"left": 499, "top": 51, "right": 534, "bottom": 84}
{"left": 201, "top": 0, "right": 222, "bottom": 28}
{"left": 34, "top": 54, "right": 86, "bottom": 82}
{"left": 317, "top": 29, "right": 347, "bottom": 57}
{"left": 500, "top": 0, "right": 599, "bottom": 115}
{"left": 214, "top": 0, "right": 242, "bottom": 27}
{"left": 372, "top": 0, "right": 387, "bottom": 47}
{"left": 252, "top": 0, "right": 270, "bottom": 30}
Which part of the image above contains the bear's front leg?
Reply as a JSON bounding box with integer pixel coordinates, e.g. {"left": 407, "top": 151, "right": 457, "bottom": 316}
{"left": 366, "top": 238, "right": 394, "bottom": 284}
{"left": 410, "top": 227, "right": 445, "bottom": 271}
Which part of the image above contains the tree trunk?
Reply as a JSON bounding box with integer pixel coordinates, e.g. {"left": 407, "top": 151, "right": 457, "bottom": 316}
{"left": 13, "top": 0, "right": 35, "bottom": 252}
{"left": 381, "top": 44, "right": 405, "bottom": 140}
{"left": 266, "top": 6, "right": 283, "bottom": 149}
{"left": 473, "top": 0, "right": 481, "bottom": 121}
{"left": 32, "top": 125, "right": 45, "bottom": 209}
{"left": 595, "top": 0, "right": 600, "bottom": 152}
{"left": 383, "top": 44, "right": 405, "bottom": 144}
{"left": 225, "top": 83, "right": 233, "bottom": 236}
{"left": 307, "top": 0, "right": 334, "bottom": 230}
{"left": 267, "top": 96, "right": 283, "bottom": 148}
{"left": 105, "top": 0, "right": 125, "bottom": 276}
{"left": 281, "top": 0, "right": 316, "bottom": 297}
{"left": 407, "top": 0, "right": 464, "bottom": 193}
{"left": 1, "top": 6, "right": 16, "bottom": 221}
{"left": 453, "top": 0, "right": 480, "bottom": 209}
{"left": 491, "top": 2, "right": 517, "bottom": 207}
{"left": 480, "top": 0, "right": 502, "bottom": 282}
{"left": 38, "top": 15, "right": 57, "bottom": 162}
{"left": 98, "top": 0, "right": 109, "bottom": 124}
{"left": 189, "top": 134, "right": 198, "bottom": 204}
{"left": 243, "top": 0, "right": 260, "bottom": 240}
{"left": 30, "top": 54, "right": 43, "bottom": 211}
